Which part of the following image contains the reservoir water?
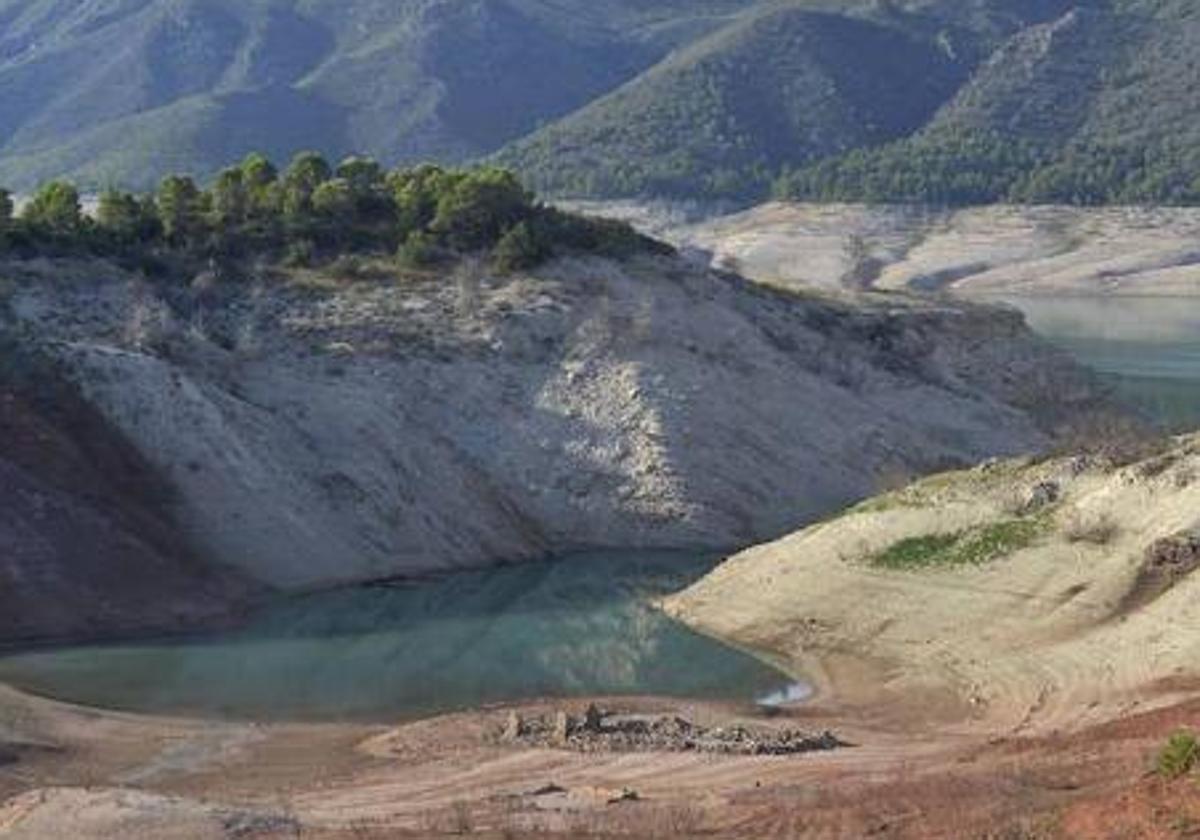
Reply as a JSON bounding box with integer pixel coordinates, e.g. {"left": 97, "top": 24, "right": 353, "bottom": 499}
{"left": 989, "top": 295, "right": 1200, "bottom": 432}
{"left": 0, "top": 551, "right": 792, "bottom": 722}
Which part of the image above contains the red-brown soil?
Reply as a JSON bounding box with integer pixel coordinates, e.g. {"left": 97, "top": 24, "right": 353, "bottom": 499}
{"left": 4, "top": 685, "right": 1200, "bottom": 838}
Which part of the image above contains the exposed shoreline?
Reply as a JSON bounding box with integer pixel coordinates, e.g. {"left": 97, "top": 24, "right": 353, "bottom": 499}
{"left": 3, "top": 673, "right": 1198, "bottom": 838}
{"left": 599, "top": 201, "right": 1200, "bottom": 298}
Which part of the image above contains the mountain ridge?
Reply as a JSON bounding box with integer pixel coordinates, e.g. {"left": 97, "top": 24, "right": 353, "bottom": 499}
{"left": 4, "top": 0, "right": 1199, "bottom": 206}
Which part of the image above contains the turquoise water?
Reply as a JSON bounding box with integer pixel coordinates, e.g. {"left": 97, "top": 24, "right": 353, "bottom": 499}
{"left": 991, "top": 296, "right": 1200, "bottom": 431}
{"left": 0, "top": 551, "right": 793, "bottom": 722}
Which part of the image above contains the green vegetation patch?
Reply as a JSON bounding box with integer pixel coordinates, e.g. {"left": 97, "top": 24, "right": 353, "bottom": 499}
{"left": 1157, "top": 730, "right": 1200, "bottom": 779}
{"left": 0, "top": 154, "right": 671, "bottom": 281}
{"left": 869, "top": 518, "right": 1046, "bottom": 571}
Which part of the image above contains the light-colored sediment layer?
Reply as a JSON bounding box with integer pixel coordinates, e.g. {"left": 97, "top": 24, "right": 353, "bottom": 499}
{"left": 665, "top": 434, "right": 1200, "bottom": 734}
{"left": 3, "top": 253, "right": 1104, "bottom": 591}
{"left": 647, "top": 202, "right": 1200, "bottom": 296}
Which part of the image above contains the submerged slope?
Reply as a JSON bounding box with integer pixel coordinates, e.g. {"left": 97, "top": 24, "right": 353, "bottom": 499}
{"left": 665, "top": 435, "right": 1200, "bottom": 732}
{"left": 665, "top": 201, "right": 1200, "bottom": 296}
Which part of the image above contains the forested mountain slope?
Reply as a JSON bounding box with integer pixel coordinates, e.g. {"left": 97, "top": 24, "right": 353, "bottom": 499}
{"left": 4, "top": 0, "right": 1200, "bottom": 204}
{"left": 780, "top": 0, "right": 1200, "bottom": 204}
{"left": 496, "top": 4, "right": 968, "bottom": 200}
{"left": 0, "top": 0, "right": 750, "bottom": 190}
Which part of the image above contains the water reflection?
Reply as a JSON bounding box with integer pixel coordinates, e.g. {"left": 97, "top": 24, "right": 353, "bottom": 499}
{"left": 0, "top": 552, "right": 792, "bottom": 722}
{"left": 987, "top": 295, "right": 1200, "bottom": 431}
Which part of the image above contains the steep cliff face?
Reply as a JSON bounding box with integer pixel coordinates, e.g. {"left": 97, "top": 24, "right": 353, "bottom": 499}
{"left": 2, "top": 254, "right": 1115, "bottom": 595}
{"left": 0, "top": 341, "right": 254, "bottom": 643}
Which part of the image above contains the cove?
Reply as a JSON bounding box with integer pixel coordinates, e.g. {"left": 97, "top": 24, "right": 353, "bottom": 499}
{"left": 988, "top": 295, "right": 1200, "bottom": 432}
{"left": 0, "top": 551, "right": 795, "bottom": 722}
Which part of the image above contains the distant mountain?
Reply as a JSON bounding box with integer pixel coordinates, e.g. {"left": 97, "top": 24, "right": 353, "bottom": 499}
{"left": 0, "top": 0, "right": 749, "bottom": 189}
{"left": 779, "top": 0, "right": 1200, "bottom": 205}
{"left": 3, "top": 0, "right": 1199, "bottom": 205}
{"left": 495, "top": 5, "right": 967, "bottom": 201}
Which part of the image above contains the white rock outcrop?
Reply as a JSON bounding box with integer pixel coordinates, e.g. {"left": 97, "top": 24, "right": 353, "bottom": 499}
{"left": 10, "top": 254, "right": 1111, "bottom": 589}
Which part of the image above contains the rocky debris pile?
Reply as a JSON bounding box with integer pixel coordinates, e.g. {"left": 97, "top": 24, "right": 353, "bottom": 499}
{"left": 1139, "top": 532, "right": 1200, "bottom": 599}
{"left": 220, "top": 812, "right": 302, "bottom": 838}
{"left": 1017, "top": 480, "right": 1060, "bottom": 515}
{"left": 496, "top": 705, "right": 845, "bottom": 756}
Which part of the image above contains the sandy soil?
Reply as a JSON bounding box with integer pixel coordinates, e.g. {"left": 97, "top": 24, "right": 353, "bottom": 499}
{"left": 665, "top": 435, "right": 1200, "bottom": 744}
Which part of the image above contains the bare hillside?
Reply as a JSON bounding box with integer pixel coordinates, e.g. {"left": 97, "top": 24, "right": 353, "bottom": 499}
{"left": 2, "top": 253, "right": 1111, "bottom": 597}
{"left": 656, "top": 201, "right": 1200, "bottom": 296}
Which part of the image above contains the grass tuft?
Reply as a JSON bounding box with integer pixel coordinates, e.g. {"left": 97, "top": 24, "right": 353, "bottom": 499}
{"left": 1157, "top": 730, "right": 1200, "bottom": 779}
{"left": 869, "top": 519, "right": 1046, "bottom": 571}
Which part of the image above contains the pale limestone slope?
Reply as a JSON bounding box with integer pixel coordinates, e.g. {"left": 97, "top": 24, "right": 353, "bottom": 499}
{"left": 6, "top": 254, "right": 1105, "bottom": 589}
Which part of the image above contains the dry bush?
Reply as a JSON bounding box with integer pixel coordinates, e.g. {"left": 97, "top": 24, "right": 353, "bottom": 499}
{"left": 651, "top": 804, "right": 705, "bottom": 837}
{"left": 998, "top": 486, "right": 1028, "bottom": 517}
{"left": 555, "top": 802, "right": 707, "bottom": 838}
{"left": 999, "top": 481, "right": 1059, "bottom": 517}
{"left": 1175, "top": 466, "right": 1196, "bottom": 489}
{"left": 1062, "top": 511, "right": 1119, "bottom": 546}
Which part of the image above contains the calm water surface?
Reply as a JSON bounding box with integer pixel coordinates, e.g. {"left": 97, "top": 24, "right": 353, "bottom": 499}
{"left": 989, "top": 295, "right": 1200, "bottom": 431}
{"left": 0, "top": 551, "right": 793, "bottom": 722}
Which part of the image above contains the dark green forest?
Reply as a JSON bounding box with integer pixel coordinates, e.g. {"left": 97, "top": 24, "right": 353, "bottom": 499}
{"left": 775, "top": 131, "right": 1200, "bottom": 207}
{"left": 0, "top": 155, "right": 667, "bottom": 278}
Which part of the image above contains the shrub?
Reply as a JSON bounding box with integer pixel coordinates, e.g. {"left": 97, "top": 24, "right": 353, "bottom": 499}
{"left": 871, "top": 532, "right": 961, "bottom": 570}
{"left": 492, "top": 221, "right": 548, "bottom": 273}
{"left": 430, "top": 167, "right": 533, "bottom": 251}
{"left": 1062, "top": 512, "right": 1119, "bottom": 546}
{"left": 396, "top": 230, "right": 440, "bottom": 269}
{"left": 539, "top": 207, "right": 671, "bottom": 259}
{"left": 1157, "top": 730, "right": 1200, "bottom": 779}
{"left": 22, "top": 181, "right": 82, "bottom": 235}
{"left": 1, "top": 158, "right": 670, "bottom": 279}
{"left": 328, "top": 254, "right": 367, "bottom": 280}
{"left": 282, "top": 239, "right": 315, "bottom": 268}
